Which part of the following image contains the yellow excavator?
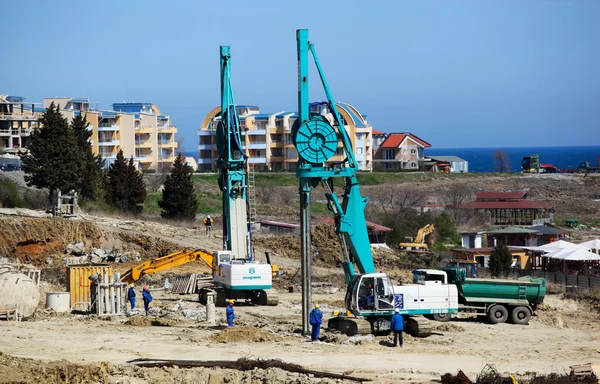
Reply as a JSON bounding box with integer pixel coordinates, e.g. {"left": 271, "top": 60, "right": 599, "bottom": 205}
{"left": 121, "top": 249, "right": 283, "bottom": 284}
{"left": 399, "top": 224, "right": 435, "bottom": 252}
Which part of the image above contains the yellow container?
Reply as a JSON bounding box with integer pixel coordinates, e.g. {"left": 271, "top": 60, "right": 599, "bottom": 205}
{"left": 66, "top": 264, "right": 113, "bottom": 308}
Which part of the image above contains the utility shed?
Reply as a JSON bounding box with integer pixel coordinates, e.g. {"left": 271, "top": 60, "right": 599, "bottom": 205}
{"left": 428, "top": 156, "right": 468, "bottom": 173}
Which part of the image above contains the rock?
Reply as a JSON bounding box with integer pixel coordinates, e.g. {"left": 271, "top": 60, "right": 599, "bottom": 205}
{"left": 71, "top": 242, "right": 86, "bottom": 256}
{"left": 183, "top": 308, "right": 206, "bottom": 319}
{"left": 148, "top": 307, "right": 162, "bottom": 316}
{"left": 91, "top": 248, "right": 106, "bottom": 257}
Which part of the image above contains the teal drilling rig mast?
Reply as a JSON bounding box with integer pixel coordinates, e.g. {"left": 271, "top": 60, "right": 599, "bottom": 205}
{"left": 217, "top": 46, "right": 252, "bottom": 262}
{"left": 203, "top": 46, "right": 277, "bottom": 306}
{"left": 294, "top": 30, "right": 384, "bottom": 335}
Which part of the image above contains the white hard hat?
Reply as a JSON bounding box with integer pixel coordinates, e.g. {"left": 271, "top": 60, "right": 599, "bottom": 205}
{"left": 394, "top": 308, "right": 400, "bottom": 313}
{"left": 207, "top": 215, "right": 211, "bottom": 219}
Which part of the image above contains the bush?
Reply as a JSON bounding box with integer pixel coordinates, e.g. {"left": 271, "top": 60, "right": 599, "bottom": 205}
{"left": 0, "top": 177, "right": 24, "bottom": 208}
{"left": 23, "top": 189, "right": 49, "bottom": 210}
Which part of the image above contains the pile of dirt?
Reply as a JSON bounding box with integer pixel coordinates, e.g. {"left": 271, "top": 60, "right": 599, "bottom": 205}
{"left": 433, "top": 323, "right": 465, "bottom": 332}
{"left": 0, "top": 352, "right": 334, "bottom": 384}
{"left": 0, "top": 352, "right": 112, "bottom": 383}
{"left": 318, "top": 332, "right": 349, "bottom": 344}
{"left": 0, "top": 218, "right": 105, "bottom": 266}
{"left": 211, "top": 325, "right": 281, "bottom": 343}
{"left": 125, "top": 317, "right": 175, "bottom": 327}
{"left": 117, "top": 232, "right": 180, "bottom": 259}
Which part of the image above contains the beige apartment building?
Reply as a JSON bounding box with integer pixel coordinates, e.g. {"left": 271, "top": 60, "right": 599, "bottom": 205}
{"left": 198, "top": 102, "right": 373, "bottom": 171}
{"left": 0, "top": 95, "right": 43, "bottom": 153}
{"left": 44, "top": 98, "right": 178, "bottom": 170}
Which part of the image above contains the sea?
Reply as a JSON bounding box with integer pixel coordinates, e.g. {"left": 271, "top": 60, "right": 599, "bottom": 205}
{"left": 184, "top": 145, "right": 600, "bottom": 173}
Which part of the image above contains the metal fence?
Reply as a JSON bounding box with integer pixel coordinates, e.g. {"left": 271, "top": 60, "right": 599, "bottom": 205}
{"left": 517, "top": 269, "right": 600, "bottom": 290}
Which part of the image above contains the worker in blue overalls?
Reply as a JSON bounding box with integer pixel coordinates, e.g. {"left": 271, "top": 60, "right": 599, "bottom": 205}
{"left": 142, "top": 286, "right": 153, "bottom": 316}
{"left": 127, "top": 284, "right": 136, "bottom": 310}
{"left": 226, "top": 299, "right": 235, "bottom": 326}
{"left": 309, "top": 304, "right": 323, "bottom": 342}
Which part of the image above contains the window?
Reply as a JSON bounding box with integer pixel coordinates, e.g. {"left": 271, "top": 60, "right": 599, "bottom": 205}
{"left": 410, "top": 149, "right": 416, "bottom": 155}
{"left": 384, "top": 149, "right": 395, "bottom": 160}
{"left": 356, "top": 147, "right": 363, "bottom": 155}
{"left": 411, "top": 162, "right": 417, "bottom": 168}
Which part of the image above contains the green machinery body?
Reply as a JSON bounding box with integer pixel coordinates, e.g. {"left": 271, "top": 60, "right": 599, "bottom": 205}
{"left": 443, "top": 267, "right": 546, "bottom": 306}
{"left": 521, "top": 154, "right": 540, "bottom": 173}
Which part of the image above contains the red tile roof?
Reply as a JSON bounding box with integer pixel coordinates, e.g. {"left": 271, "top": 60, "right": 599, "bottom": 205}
{"left": 476, "top": 192, "right": 527, "bottom": 200}
{"left": 372, "top": 129, "right": 385, "bottom": 135}
{"left": 379, "top": 133, "right": 431, "bottom": 149}
{"left": 463, "top": 201, "right": 551, "bottom": 209}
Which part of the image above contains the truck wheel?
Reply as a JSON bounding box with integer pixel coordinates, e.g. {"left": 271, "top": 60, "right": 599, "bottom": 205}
{"left": 433, "top": 313, "right": 452, "bottom": 322}
{"left": 511, "top": 306, "right": 531, "bottom": 325}
{"left": 487, "top": 304, "right": 508, "bottom": 324}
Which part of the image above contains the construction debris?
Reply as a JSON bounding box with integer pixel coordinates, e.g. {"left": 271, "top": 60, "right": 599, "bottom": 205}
{"left": 127, "top": 357, "right": 371, "bottom": 382}
{"left": 443, "top": 364, "right": 599, "bottom": 384}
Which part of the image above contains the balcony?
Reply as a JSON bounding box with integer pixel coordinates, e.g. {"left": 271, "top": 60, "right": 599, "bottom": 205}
{"left": 159, "top": 156, "right": 177, "bottom": 163}
{"left": 136, "top": 126, "right": 153, "bottom": 134}
{"left": 198, "top": 129, "right": 216, "bottom": 136}
{"left": 198, "top": 143, "right": 216, "bottom": 150}
{"left": 158, "top": 141, "right": 178, "bottom": 148}
{"left": 270, "top": 156, "right": 284, "bottom": 162}
{"left": 98, "top": 139, "right": 120, "bottom": 146}
{"left": 158, "top": 126, "right": 177, "bottom": 133}
{"left": 197, "top": 158, "right": 215, "bottom": 164}
{"left": 135, "top": 140, "right": 153, "bottom": 148}
{"left": 139, "top": 157, "right": 153, "bottom": 163}
{"left": 247, "top": 142, "right": 266, "bottom": 150}
{"left": 248, "top": 157, "right": 267, "bottom": 164}
{"left": 246, "top": 129, "right": 266, "bottom": 135}
{"left": 98, "top": 124, "right": 120, "bottom": 131}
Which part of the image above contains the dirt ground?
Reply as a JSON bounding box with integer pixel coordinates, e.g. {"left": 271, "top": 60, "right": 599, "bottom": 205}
{"left": 1, "top": 173, "right": 600, "bottom": 383}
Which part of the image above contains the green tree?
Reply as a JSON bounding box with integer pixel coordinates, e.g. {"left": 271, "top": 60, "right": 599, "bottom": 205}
{"left": 20, "top": 102, "right": 82, "bottom": 202}
{"left": 70, "top": 114, "right": 105, "bottom": 200}
{"left": 489, "top": 244, "right": 513, "bottom": 277}
{"left": 106, "top": 150, "right": 146, "bottom": 213}
{"left": 159, "top": 153, "right": 198, "bottom": 221}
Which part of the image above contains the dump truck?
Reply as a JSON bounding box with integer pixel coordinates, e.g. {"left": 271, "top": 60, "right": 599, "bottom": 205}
{"left": 577, "top": 161, "right": 600, "bottom": 173}
{"left": 412, "top": 267, "right": 546, "bottom": 325}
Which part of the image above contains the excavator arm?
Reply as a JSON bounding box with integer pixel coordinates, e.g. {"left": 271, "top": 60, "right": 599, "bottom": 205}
{"left": 399, "top": 224, "right": 435, "bottom": 252}
{"left": 121, "top": 249, "right": 215, "bottom": 284}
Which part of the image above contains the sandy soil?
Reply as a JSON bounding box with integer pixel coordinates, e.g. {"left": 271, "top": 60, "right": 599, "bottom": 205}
{"left": 1, "top": 289, "right": 599, "bottom": 383}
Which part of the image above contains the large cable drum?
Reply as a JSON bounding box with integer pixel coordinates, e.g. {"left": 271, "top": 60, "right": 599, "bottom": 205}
{"left": 292, "top": 116, "right": 339, "bottom": 164}
{"left": 0, "top": 272, "right": 40, "bottom": 318}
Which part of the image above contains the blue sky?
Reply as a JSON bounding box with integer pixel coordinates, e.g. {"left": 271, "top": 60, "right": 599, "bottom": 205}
{"left": 4, "top": 0, "right": 599, "bottom": 152}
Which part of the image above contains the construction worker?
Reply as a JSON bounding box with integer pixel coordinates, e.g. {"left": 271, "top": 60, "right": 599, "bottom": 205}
{"left": 204, "top": 215, "right": 213, "bottom": 237}
{"left": 127, "top": 284, "right": 136, "bottom": 310}
{"left": 391, "top": 308, "right": 404, "bottom": 348}
{"left": 309, "top": 304, "right": 323, "bottom": 341}
{"left": 142, "top": 286, "right": 153, "bottom": 316}
{"left": 226, "top": 299, "right": 235, "bottom": 326}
